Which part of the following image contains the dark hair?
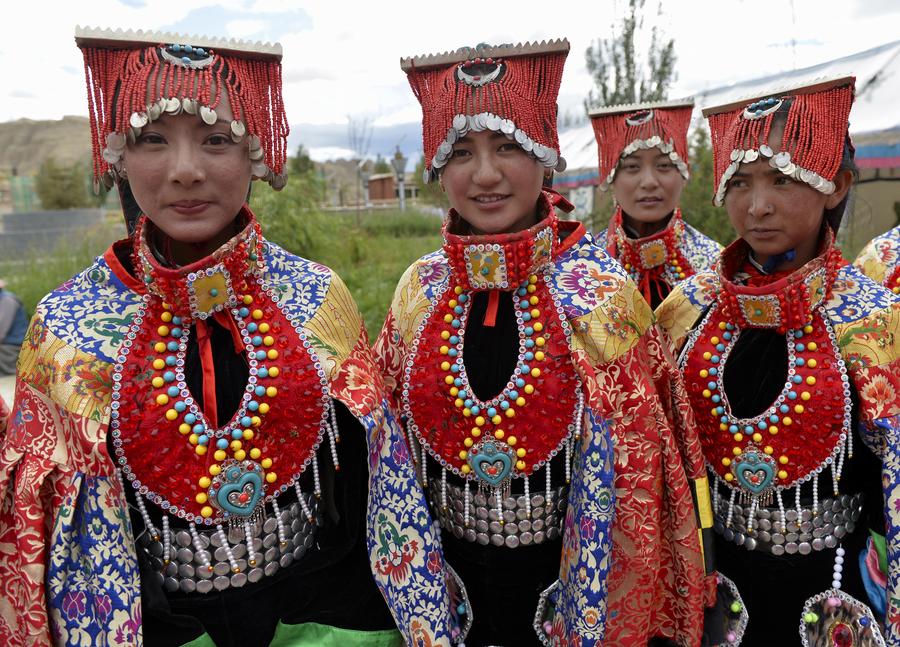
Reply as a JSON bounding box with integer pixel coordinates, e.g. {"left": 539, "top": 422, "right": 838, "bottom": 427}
{"left": 117, "top": 180, "right": 141, "bottom": 236}
{"left": 823, "top": 135, "right": 858, "bottom": 232}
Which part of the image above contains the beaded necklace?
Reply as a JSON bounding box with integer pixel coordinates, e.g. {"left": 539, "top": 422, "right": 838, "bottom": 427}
{"left": 680, "top": 234, "right": 852, "bottom": 535}
{"left": 401, "top": 200, "right": 585, "bottom": 525}
{"left": 605, "top": 206, "right": 693, "bottom": 295}
{"left": 111, "top": 209, "right": 337, "bottom": 540}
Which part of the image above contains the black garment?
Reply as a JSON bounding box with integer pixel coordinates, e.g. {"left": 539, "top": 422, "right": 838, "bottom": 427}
{"left": 110, "top": 242, "right": 394, "bottom": 646}
{"left": 646, "top": 277, "right": 672, "bottom": 310}
{"left": 714, "top": 328, "right": 883, "bottom": 645}
{"left": 430, "top": 291, "right": 562, "bottom": 647}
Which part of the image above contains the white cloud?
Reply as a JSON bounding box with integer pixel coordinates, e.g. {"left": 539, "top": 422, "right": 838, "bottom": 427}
{"left": 224, "top": 19, "right": 266, "bottom": 39}
{"left": 1, "top": 0, "right": 892, "bottom": 147}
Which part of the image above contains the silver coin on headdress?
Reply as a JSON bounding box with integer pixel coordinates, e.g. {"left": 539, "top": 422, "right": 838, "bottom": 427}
{"left": 759, "top": 144, "right": 774, "bottom": 157}
{"left": 743, "top": 149, "right": 759, "bottom": 163}
{"left": 773, "top": 151, "right": 791, "bottom": 168}
{"left": 130, "top": 112, "right": 149, "bottom": 129}
{"left": 148, "top": 101, "right": 163, "bottom": 122}
{"left": 200, "top": 106, "right": 218, "bottom": 125}
{"left": 165, "top": 97, "right": 182, "bottom": 114}
{"left": 500, "top": 119, "right": 515, "bottom": 135}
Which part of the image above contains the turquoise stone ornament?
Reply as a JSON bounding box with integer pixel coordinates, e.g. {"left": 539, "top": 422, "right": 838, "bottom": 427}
{"left": 468, "top": 440, "right": 515, "bottom": 487}
{"left": 209, "top": 460, "right": 265, "bottom": 516}
{"left": 733, "top": 448, "right": 776, "bottom": 495}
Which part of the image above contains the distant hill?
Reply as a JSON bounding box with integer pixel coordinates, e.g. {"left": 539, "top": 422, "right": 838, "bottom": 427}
{"left": 0, "top": 116, "right": 92, "bottom": 176}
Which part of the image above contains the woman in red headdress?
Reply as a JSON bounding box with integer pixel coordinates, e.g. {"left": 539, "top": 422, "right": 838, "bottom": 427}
{"left": 0, "top": 27, "right": 399, "bottom": 647}
{"left": 658, "top": 77, "right": 900, "bottom": 644}
{"left": 367, "top": 40, "right": 724, "bottom": 646}
{"left": 590, "top": 100, "right": 722, "bottom": 309}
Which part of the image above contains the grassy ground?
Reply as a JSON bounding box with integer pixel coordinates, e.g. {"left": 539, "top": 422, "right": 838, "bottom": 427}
{"left": 261, "top": 209, "right": 442, "bottom": 336}
{"left": 0, "top": 218, "right": 124, "bottom": 316}
{"left": 0, "top": 208, "right": 442, "bottom": 340}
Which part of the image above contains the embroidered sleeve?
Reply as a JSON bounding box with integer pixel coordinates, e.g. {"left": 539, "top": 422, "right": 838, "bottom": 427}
{"left": 656, "top": 275, "right": 714, "bottom": 353}
{"left": 0, "top": 312, "right": 140, "bottom": 645}
{"left": 367, "top": 263, "right": 467, "bottom": 646}
{"left": 563, "top": 305, "right": 708, "bottom": 644}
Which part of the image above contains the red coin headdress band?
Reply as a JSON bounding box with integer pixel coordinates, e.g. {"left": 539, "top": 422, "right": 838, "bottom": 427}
{"left": 588, "top": 97, "right": 693, "bottom": 191}
{"left": 702, "top": 75, "right": 855, "bottom": 206}
{"left": 401, "top": 39, "right": 569, "bottom": 183}
{"left": 76, "top": 26, "right": 289, "bottom": 192}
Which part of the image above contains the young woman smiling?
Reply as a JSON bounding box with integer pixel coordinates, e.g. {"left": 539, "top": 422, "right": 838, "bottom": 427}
{"left": 0, "top": 27, "right": 399, "bottom": 647}
{"left": 367, "top": 39, "right": 719, "bottom": 646}
{"left": 658, "top": 76, "right": 900, "bottom": 644}
{"left": 590, "top": 100, "right": 722, "bottom": 309}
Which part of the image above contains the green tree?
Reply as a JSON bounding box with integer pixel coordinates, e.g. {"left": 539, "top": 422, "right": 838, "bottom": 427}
{"left": 373, "top": 154, "right": 392, "bottom": 174}
{"left": 251, "top": 145, "right": 327, "bottom": 258}
{"left": 35, "top": 158, "right": 93, "bottom": 210}
{"left": 584, "top": 0, "right": 677, "bottom": 110}
{"left": 290, "top": 144, "right": 315, "bottom": 176}
{"left": 680, "top": 128, "right": 736, "bottom": 246}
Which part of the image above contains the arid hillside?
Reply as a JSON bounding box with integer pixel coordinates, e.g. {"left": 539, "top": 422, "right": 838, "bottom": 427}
{"left": 0, "top": 116, "right": 92, "bottom": 175}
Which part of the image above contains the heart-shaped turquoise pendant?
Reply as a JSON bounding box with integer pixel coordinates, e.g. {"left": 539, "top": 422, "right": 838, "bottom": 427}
{"left": 468, "top": 440, "right": 515, "bottom": 487}
{"left": 733, "top": 450, "right": 776, "bottom": 495}
{"left": 209, "top": 460, "right": 265, "bottom": 516}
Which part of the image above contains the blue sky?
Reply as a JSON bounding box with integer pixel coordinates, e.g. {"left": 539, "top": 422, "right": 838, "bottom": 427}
{"left": 1, "top": 0, "right": 898, "bottom": 164}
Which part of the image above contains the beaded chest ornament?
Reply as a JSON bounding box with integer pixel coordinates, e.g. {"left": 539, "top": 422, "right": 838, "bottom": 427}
{"left": 110, "top": 211, "right": 339, "bottom": 576}
{"left": 401, "top": 203, "right": 585, "bottom": 529}
{"left": 680, "top": 236, "right": 885, "bottom": 644}
{"left": 605, "top": 206, "right": 695, "bottom": 294}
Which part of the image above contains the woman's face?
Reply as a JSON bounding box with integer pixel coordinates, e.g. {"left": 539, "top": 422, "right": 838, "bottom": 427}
{"left": 122, "top": 100, "right": 251, "bottom": 258}
{"left": 611, "top": 147, "right": 685, "bottom": 225}
{"left": 723, "top": 124, "right": 851, "bottom": 270}
{"left": 440, "top": 130, "right": 545, "bottom": 235}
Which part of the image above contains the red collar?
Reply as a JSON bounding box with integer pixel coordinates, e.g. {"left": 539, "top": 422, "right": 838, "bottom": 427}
{"left": 716, "top": 230, "right": 845, "bottom": 333}
{"left": 606, "top": 207, "right": 687, "bottom": 271}
{"left": 132, "top": 205, "right": 265, "bottom": 320}
{"left": 442, "top": 191, "right": 583, "bottom": 292}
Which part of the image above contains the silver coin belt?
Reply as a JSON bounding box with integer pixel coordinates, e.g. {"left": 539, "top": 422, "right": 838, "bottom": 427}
{"left": 137, "top": 496, "right": 320, "bottom": 595}
{"left": 714, "top": 493, "right": 863, "bottom": 556}
{"left": 430, "top": 482, "right": 567, "bottom": 548}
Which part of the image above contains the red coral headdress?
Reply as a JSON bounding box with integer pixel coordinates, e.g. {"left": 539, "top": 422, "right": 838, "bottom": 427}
{"left": 76, "top": 26, "right": 289, "bottom": 192}
{"left": 401, "top": 40, "right": 569, "bottom": 183}
{"left": 588, "top": 98, "right": 693, "bottom": 191}
{"left": 702, "top": 76, "right": 855, "bottom": 206}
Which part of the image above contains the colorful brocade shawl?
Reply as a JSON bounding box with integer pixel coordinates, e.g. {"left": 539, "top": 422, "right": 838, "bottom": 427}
{"left": 0, "top": 222, "right": 394, "bottom": 646}
{"left": 369, "top": 201, "right": 713, "bottom": 646}
{"left": 658, "top": 256, "right": 900, "bottom": 644}
{"left": 855, "top": 224, "right": 900, "bottom": 294}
